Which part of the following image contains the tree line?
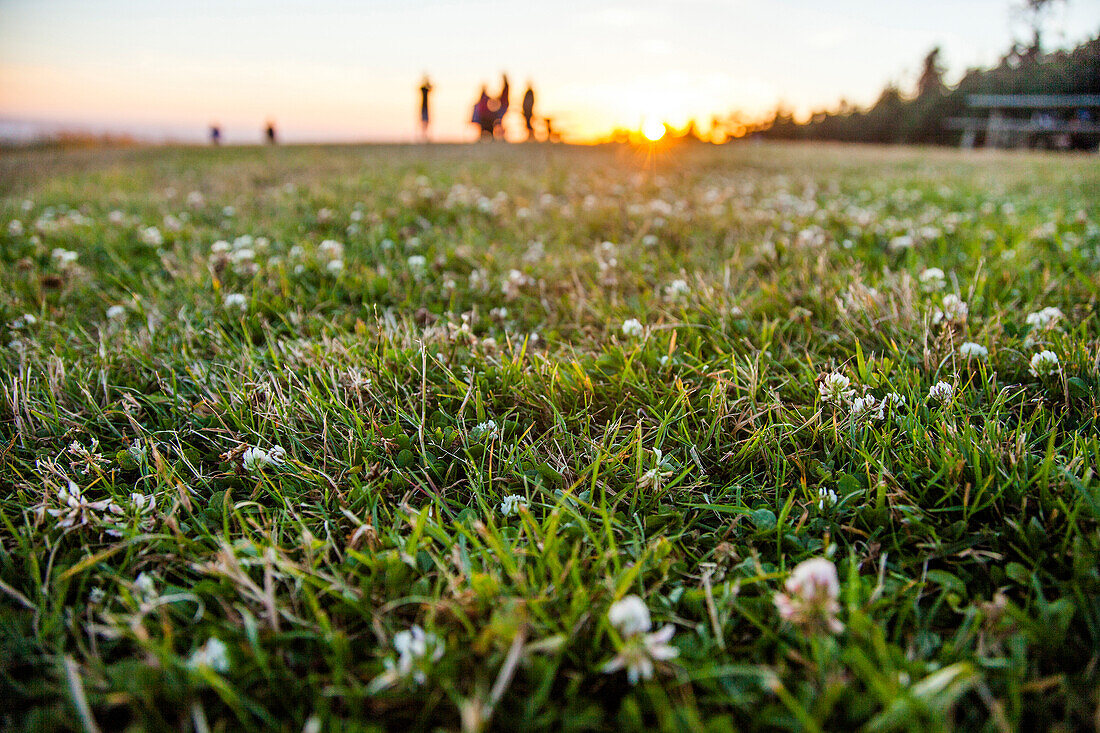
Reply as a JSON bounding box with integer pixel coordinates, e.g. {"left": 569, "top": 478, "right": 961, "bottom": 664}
{"left": 745, "top": 31, "right": 1100, "bottom": 145}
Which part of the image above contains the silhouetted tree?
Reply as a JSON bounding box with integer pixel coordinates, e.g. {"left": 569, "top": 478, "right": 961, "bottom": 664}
{"left": 917, "top": 47, "right": 946, "bottom": 97}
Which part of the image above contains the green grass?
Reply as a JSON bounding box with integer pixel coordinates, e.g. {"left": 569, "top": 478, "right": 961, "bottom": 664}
{"left": 1, "top": 141, "right": 1099, "bottom": 731}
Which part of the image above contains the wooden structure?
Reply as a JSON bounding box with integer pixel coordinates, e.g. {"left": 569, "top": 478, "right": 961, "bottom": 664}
{"left": 946, "top": 94, "right": 1100, "bottom": 150}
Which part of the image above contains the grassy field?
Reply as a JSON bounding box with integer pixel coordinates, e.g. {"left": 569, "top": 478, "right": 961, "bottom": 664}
{"left": 1, "top": 141, "right": 1099, "bottom": 732}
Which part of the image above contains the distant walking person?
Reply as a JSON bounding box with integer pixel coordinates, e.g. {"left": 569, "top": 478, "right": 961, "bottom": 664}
{"left": 210, "top": 124, "right": 221, "bottom": 146}
{"left": 265, "top": 121, "right": 276, "bottom": 145}
{"left": 419, "top": 75, "right": 433, "bottom": 142}
{"left": 473, "top": 86, "right": 494, "bottom": 140}
{"left": 522, "top": 83, "right": 535, "bottom": 140}
{"left": 494, "top": 74, "right": 510, "bottom": 139}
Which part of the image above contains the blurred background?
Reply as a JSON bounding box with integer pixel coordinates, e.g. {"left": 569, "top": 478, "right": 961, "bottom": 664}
{"left": 1, "top": 0, "right": 1098, "bottom": 144}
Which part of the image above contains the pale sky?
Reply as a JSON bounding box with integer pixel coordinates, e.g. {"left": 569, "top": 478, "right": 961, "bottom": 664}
{"left": 1, "top": 0, "right": 1098, "bottom": 143}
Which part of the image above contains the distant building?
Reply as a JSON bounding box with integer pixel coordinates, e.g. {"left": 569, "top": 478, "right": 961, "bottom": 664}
{"left": 947, "top": 95, "right": 1100, "bottom": 151}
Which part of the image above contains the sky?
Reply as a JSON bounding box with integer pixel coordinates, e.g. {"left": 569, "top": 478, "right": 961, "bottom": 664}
{"left": 1, "top": 0, "right": 1098, "bottom": 144}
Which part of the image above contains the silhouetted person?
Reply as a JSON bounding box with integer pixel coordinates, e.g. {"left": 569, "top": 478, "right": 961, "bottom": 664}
{"left": 544, "top": 117, "right": 557, "bottom": 143}
{"left": 473, "top": 87, "right": 493, "bottom": 140}
{"left": 494, "top": 74, "right": 510, "bottom": 139}
{"left": 265, "top": 121, "right": 276, "bottom": 145}
{"left": 419, "top": 75, "right": 433, "bottom": 142}
{"left": 210, "top": 125, "right": 221, "bottom": 146}
{"left": 522, "top": 84, "right": 536, "bottom": 140}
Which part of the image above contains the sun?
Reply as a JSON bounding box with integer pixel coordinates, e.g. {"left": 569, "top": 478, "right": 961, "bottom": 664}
{"left": 642, "top": 118, "right": 665, "bottom": 141}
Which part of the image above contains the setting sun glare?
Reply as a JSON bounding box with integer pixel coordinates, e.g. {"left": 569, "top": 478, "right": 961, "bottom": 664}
{"left": 642, "top": 118, "right": 665, "bottom": 141}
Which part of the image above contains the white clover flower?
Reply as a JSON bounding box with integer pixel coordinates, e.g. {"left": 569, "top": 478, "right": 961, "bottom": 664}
{"left": 816, "top": 488, "right": 837, "bottom": 510}
{"left": 126, "top": 492, "right": 160, "bottom": 531}
{"left": 523, "top": 240, "right": 544, "bottom": 262}
{"left": 319, "top": 239, "right": 344, "bottom": 260}
{"left": 1029, "top": 350, "right": 1060, "bottom": 378}
{"left": 621, "top": 318, "right": 644, "bottom": 338}
{"left": 210, "top": 240, "right": 231, "bottom": 255}
{"left": 918, "top": 267, "right": 946, "bottom": 292}
{"left": 932, "top": 294, "right": 968, "bottom": 325}
{"left": 11, "top": 313, "right": 37, "bottom": 328}
{"left": 601, "top": 624, "right": 678, "bottom": 684}
{"left": 241, "top": 447, "right": 265, "bottom": 472}
{"left": 888, "top": 234, "right": 914, "bottom": 251}
{"left": 850, "top": 395, "right": 882, "bottom": 422}
{"left": 470, "top": 420, "right": 498, "bottom": 440}
{"left": 223, "top": 293, "right": 248, "bottom": 311}
{"left": 222, "top": 206, "right": 236, "bottom": 217}
{"left": 130, "top": 492, "right": 156, "bottom": 514}
{"left": 163, "top": 214, "right": 182, "bottom": 232}
{"left": 242, "top": 445, "right": 286, "bottom": 472}
{"left": 490, "top": 307, "right": 509, "bottom": 321}
{"left": 407, "top": 255, "right": 427, "bottom": 272}
{"left": 106, "top": 305, "right": 127, "bottom": 321}
{"left": 663, "top": 279, "right": 690, "bottom": 299}
{"left": 637, "top": 448, "right": 675, "bottom": 490}
{"left": 818, "top": 373, "right": 852, "bottom": 404}
{"left": 500, "top": 494, "right": 527, "bottom": 516}
{"left": 638, "top": 456, "right": 678, "bottom": 490}
{"left": 642, "top": 234, "right": 659, "bottom": 247}
{"left": 7, "top": 219, "right": 24, "bottom": 236}
{"left": 46, "top": 479, "right": 124, "bottom": 532}
{"left": 501, "top": 269, "right": 531, "bottom": 298}
{"left": 608, "top": 595, "right": 652, "bottom": 636}
{"left": 189, "top": 638, "right": 230, "bottom": 673}
{"left": 67, "top": 438, "right": 106, "bottom": 476}
{"left": 928, "top": 381, "right": 954, "bottom": 404}
{"left": 51, "top": 248, "right": 79, "bottom": 267}
{"left": 326, "top": 259, "right": 344, "bottom": 274}
{"left": 1026, "top": 306, "right": 1064, "bottom": 331}
{"left": 89, "top": 587, "right": 106, "bottom": 604}
{"left": 368, "top": 625, "right": 445, "bottom": 693}
{"left": 133, "top": 572, "right": 158, "bottom": 603}
{"left": 959, "top": 342, "right": 988, "bottom": 359}
{"left": 394, "top": 626, "right": 444, "bottom": 670}
{"left": 880, "top": 392, "right": 905, "bottom": 411}
{"left": 187, "top": 191, "right": 205, "bottom": 207}
{"left": 140, "top": 226, "right": 163, "bottom": 247}
{"left": 773, "top": 557, "right": 843, "bottom": 634}
{"left": 231, "top": 248, "right": 255, "bottom": 263}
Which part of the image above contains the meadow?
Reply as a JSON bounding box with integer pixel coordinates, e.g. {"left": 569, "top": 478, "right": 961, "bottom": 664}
{"left": 1, "top": 141, "right": 1099, "bottom": 731}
